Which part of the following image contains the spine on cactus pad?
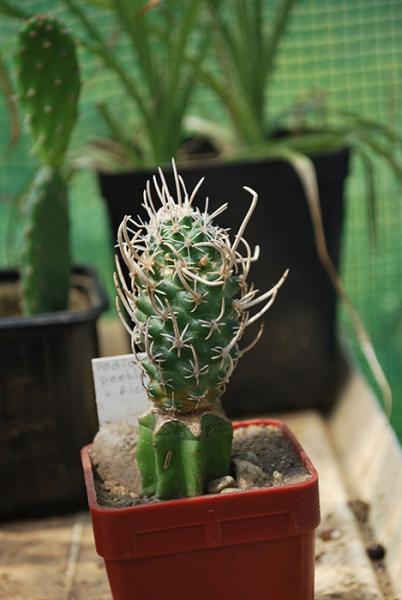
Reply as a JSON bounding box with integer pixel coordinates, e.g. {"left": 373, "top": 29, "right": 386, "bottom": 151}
{"left": 21, "top": 165, "right": 70, "bottom": 315}
{"left": 115, "top": 162, "right": 288, "bottom": 499}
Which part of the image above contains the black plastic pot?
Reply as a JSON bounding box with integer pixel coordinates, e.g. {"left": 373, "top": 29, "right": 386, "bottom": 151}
{"left": 0, "top": 265, "right": 108, "bottom": 520}
{"left": 98, "top": 149, "right": 350, "bottom": 415}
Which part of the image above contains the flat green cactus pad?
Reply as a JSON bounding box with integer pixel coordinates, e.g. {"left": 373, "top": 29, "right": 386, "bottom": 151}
{"left": 17, "top": 14, "right": 80, "bottom": 166}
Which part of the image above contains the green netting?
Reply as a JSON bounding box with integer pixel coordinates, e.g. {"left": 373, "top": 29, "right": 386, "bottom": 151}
{"left": 1, "top": 0, "right": 402, "bottom": 439}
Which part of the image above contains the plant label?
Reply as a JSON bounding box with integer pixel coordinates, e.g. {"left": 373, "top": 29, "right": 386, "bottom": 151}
{"left": 92, "top": 354, "right": 150, "bottom": 425}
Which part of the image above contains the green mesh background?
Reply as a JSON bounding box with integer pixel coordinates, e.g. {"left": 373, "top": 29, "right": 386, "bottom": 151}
{"left": 1, "top": 0, "right": 402, "bottom": 439}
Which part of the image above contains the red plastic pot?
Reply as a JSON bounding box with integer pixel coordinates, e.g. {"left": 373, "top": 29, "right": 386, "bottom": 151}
{"left": 82, "top": 419, "right": 320, "bottom": 600}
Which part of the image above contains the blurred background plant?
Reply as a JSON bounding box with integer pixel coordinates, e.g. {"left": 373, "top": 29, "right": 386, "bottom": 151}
{"left": 201, "top": 0, "right": 402, "bottom": 205}
{"left": 0, "top": 0, "right": 401, "bottom": 438}
{"left": 15, "top": 14, "right": 81, "bottom": 315}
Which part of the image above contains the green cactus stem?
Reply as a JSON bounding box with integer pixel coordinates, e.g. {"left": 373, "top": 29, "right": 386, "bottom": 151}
{"left": 137, "top": 412, "right": 233, "bottom": 499}
{"left": 15, "top": 14, "right": 80, "bottom": 315}
{"left": 16, "top": 14, "right": 80, "bottom": 167}
{"left": 115, "top": 161, "right": 288, "bottom": 500}
{"left": 21, "top": 165, "right": 70, "bottom": 315}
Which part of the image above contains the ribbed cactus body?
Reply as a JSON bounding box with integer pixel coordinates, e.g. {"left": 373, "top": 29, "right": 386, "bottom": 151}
{"left": 131, "top": 213, "right": 242, "bottom": 413}
{"left": 21, "top": 165, "right": 70, "bottom": 315}
{"left": 115, "top": 164, "right": 287, "bottom": 499}
{"left": 17, "top": 14, "right": 80, "bottom": 166}
{"left": 137, "top": 412, "right": 232, "bottom": 498}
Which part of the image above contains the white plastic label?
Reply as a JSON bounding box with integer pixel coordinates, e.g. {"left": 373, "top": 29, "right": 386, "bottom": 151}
{"left": 91, "top": 354, "right": 150, "bottom": 426}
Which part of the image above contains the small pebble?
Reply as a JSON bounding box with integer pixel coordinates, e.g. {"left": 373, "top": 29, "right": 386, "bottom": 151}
{"left": 367, "top": 543, "right": 386, "bottom": 561}
{"left": 272, "top": 470, "right": 283, "bottom": 485}
{"left": 320, "top": 528, "right": 342, "bottom": 541}
{"left": 220, "top": 487, "right": 239, "bottom": 494}
{"left": 235, "top": 459, "right": 269, "bottom": 489}
{"left": 207, "top": 475, "right": 235, "bottom": 494}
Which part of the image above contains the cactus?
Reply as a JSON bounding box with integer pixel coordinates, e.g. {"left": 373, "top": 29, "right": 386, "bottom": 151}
{"left": 20, "top": 166, "right": 69, "bottom": 315}
{"left": 16, "top": 14, "right": 80, "bottom": 166}
{"left": 16, "top": 15, "right": 80, "bottom": 315}
{"left": 115, "top": 162, "right": 288, "bottom": 499}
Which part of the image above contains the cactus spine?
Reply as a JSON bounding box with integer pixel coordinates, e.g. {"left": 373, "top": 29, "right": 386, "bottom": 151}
{"left": 16, "top": 15, "right": 80, "bottom": 315}
{"left": 115, "top": 162, "right": 288, "bottom": 500}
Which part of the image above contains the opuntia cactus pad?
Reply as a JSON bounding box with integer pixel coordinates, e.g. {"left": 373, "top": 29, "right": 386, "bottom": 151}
{"left": 115, "top": 162, "right": 287, "bottom": 499}
{"left": 17, "top": 14, "right": 80, "bottom": 166}
{"left": 16, "top": 14, "right": 80, "bottom": 315}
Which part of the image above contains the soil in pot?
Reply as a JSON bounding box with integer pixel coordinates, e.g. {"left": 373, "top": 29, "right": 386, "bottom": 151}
{"left": 90, "top": 421, "right": 311, "bottom": 508}
{"left": 0, "top": 278, "right": 89, "bottom": 318}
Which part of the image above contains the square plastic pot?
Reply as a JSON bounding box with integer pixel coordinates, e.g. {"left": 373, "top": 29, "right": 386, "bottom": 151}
{"left": 0, "top": 265, "right": 109, "bottom": 519}
{"left": 82, "top": 418, "right": 320, "bottom": 600}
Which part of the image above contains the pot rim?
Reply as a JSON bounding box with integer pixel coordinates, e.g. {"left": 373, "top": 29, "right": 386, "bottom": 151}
{"left": 0, "top": 263, "right": 109, "bottom": 330}
{"left": 97, "top": 144, "right": 350, "bottom": 179}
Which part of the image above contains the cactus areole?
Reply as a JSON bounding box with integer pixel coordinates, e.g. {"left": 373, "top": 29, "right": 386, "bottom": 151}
{"left": 115, "top": 162, "right": 288, "bottom": 500}
{"left": 16, "top": 15, "right": 80, "bottom": 315}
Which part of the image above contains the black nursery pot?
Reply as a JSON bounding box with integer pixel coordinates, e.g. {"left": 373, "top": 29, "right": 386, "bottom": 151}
{"left": 0, "top": 265, "right": 108, "bottom": 519}
{"left": 98, "top": 149, "right": 350, "bottom": 415}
